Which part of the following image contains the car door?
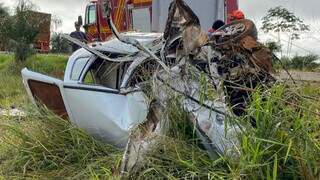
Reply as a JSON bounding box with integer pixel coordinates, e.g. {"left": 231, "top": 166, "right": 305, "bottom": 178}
{"left": 62, "top": 55, "right": 149, "bottom": 148}
{"left": 21, "top": 50, "right": 94, "bottom": 120}
{"left": 21, "top": 68, "right": 70, "bottom": 119}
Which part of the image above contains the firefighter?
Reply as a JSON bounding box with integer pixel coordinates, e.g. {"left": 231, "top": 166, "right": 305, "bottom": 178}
{"left": 70, "top": 22, "right": 88, "bottom": 52}
{"left": 229, "top": 10, "right": 245, "bottom": 22}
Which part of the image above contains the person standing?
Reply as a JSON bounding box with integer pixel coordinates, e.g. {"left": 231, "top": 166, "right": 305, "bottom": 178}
{"left": 70, "top": 22, "right": 88, "bottom": 52}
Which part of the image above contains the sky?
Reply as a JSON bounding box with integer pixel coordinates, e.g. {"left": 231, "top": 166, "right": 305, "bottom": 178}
{"left": 1, "top": 0, "right": 320, "bottom": 56}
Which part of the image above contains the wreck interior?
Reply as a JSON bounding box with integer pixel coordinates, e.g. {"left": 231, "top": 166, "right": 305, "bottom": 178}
{"left": 84, "top": 57, "right": 129, "bottom": 89}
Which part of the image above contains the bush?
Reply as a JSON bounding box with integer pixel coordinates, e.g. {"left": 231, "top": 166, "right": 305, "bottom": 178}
{"left": 0, "top": 4, "right": 9, "bottom": 51}
{"left": 276, "top": 55, "right": 320, "bottom": 71}
{"left": 2, "top": 0, "right": 40, "bottom": 62}
{"left": 289, "top": 54, "right": 320, "bottom": 71}
{"left": 50, "top": 33, "right": 71, "bottom": 54}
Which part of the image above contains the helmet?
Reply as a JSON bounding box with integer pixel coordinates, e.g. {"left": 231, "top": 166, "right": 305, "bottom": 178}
{"left": 230, "top": 10, "right": 245, "bottom": 21}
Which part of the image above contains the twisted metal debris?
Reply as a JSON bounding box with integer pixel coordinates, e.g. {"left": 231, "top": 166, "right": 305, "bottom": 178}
{"left": 120, "top": 0, "right": 274, "bottom": 175}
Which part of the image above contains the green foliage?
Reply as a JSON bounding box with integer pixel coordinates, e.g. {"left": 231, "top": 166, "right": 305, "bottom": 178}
{"left": 0, "top": 54, "right": 121, "bottom": 179}
{"left": 0, "top": 3, "right": 8, "bottom": 17}
{"left": 0, "top": 54, "right": 319, "bottom": 179}
{"left": 242, "top": 86, "right": 320, "bottom": 179}
{"left": 0, "top": 107, "right": 122, "bottom": 179}
{"left": 0, "top": 54, "right": 67, "bottom": 79}
{"left": 265, "top": 41, "right": 282, "bottom": 65}
{"left": 279, "top": 54, "right": 320, "bottom": 71}
{"left": 262, "top": 6, "right": 309, "bottom": 40}
{"left": 0, "top": 4, "right": 9, "bottom": 51}
{"left": 0, "top": 54, "right": 12, "bottom": 70}
{"left": 24, "top": 54, "right": 68, "bottom": 78}
{"left": 127, "top": 85, "right": 320, "bottom": 179}
{"left": 1, "top": 0, "right": 40, "bottom": 62}
{"left": 289, "top": 54, "right": 320, "bottom": 70}
{"left": 276, "top": 56, "right": 291, "bottom": 69}
{"left": 265, "top": 41, "right": 281, "bottom": 54}
{"left": 50, "top": 33, "right": 71, "bottom": 54}
{"left": 0, "top": 73, "right": 26, "bottom": 107}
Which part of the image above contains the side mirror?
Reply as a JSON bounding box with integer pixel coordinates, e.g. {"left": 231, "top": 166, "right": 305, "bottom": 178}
{"left": 78, "top": 15, "right": 83, "bottom": 26}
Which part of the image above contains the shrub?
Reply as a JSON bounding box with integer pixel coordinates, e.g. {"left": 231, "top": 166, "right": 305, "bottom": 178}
{"left": 3, "top": 0, "right": 40, "bottom": 62}
{"left": 50, "top": 33, "right": 71, "bottom": 54}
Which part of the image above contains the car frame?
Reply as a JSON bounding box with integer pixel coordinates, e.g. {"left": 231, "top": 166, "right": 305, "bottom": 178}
{"left": 22, "top": 32, "right": 164, "bottom": 148}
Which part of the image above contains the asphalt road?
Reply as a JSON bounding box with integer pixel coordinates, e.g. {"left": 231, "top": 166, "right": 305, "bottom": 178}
{"left": 276, "top": 71, "right": 320, "bottom": 82}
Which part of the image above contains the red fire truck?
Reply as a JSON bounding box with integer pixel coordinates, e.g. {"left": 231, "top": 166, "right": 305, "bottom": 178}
{"left": 83, "top": 0, "right": 239, "bottom": 42}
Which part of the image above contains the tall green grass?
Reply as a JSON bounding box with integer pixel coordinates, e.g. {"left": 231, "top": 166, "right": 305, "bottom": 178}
{"left": 0, "top": 54, "right": 319, "bottom": 179}
{"left": 0, "top": 54, "right": 68, "bottom": 107}
{"left": 0, "top": 107, "right": 122, "bottom": 179}
{"left": 0, "top": 54, "right": 68, "bottom": 78}
{"left": 130, "top": 85, "right": 320, "bottom": 179}
{"left": 0, "top": 54, "right": 122, "bottom": 178}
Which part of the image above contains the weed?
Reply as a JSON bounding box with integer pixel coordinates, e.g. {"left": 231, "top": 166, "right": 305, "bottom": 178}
{"left": 0, "top": 54, "right": 319, "bottom": 179}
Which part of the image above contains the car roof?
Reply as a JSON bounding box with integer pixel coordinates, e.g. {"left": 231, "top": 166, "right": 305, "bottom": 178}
{"left": 93, "top": 32, "right": 163, "bottom": 55}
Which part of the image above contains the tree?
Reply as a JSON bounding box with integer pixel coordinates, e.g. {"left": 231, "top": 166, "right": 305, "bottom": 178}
{"left": 264, "top": 40, "right": 282, "bottom": 65}
{"left": 51, "top": 33, "right": 71, "bottom": 54}
{"left": 289, "top": 54, "right": 319, "bottom": 71}
{"left": 5, "top": 0, "right": 40, "bottom": 62}
{"left": 261, "top": 6, "right": 310, "bottom": 56}
{"left": 0, "top": 3, "right": 9, "bottom": 17}
{"left": 262, "top": 6, "right": 309, "bottom": 40}
{"left": 0, "top": 4, "right": 9, "bottom": 51}
{"left": 51, "top": 15, "right": 62, "bottom": 32}
{"left": 265, "top": 41, "right": 281, "bottom": 54}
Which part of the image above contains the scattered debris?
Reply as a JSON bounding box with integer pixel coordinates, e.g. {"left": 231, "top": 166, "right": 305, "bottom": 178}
{"left": 120, "top": 0, "right": 274, "bottom": 173}
{"left": 0, "top": 106, "right": 26, "bottom": 117}
{"left": 21, "top": 0, "right": 275, "bottom": 176}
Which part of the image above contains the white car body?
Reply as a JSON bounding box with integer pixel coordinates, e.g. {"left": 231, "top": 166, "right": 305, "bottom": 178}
{"left": 22, "top": 0, "right": 244, "bottom": 159}
{"left": 22, "top": 32, "right": 162, "bottom": 148}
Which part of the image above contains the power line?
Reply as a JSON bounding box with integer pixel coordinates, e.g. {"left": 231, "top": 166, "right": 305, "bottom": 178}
{"left": 268, "top": 33, "right": 319, "bottom": 56}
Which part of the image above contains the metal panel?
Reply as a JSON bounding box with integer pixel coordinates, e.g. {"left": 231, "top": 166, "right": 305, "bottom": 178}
{"left": 152, "top": 0, "right": 225, "bottom": 32}
{"left": 132, "top": 8, "right": 151, "bottom": 32}
{"left": 28, "top": 80, "right": 68, "bottom": 119}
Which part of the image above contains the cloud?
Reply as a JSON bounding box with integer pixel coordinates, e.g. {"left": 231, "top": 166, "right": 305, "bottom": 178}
{"left": 0, "top": 0, "right": 88, "bottom": 33}
{"left": 241, "top": 0, "right": 320, "bottom": 56}
{"left": 29, "top": 0, "right": 88, "bottom": 33}
{"left": 240, "top": 0, "right": 320, "bottom": 21}
{"left": 1, "top": 0, "right": 319, "bottom": 55}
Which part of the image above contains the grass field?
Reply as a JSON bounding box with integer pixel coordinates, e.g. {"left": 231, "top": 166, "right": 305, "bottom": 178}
{"left": 0, "top": 54, "right": 319, "bottom": 179}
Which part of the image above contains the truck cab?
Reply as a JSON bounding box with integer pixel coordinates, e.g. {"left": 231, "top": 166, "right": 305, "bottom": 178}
{"left": 83, "top": 0, "right": 239, "bottom": 42}
{"left": 84, "top": 0, "right": 152, "bottom": 42}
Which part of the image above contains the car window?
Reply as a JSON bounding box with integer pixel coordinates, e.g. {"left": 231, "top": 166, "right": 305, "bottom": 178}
{"left": 82, "top": 57, "right": 130, "bottom": 89}
{"left": 83, "top": 70, "right": 95, "bottom": 84}
{"left": 127, "top": 59, "right": 156, "bottom": 88}
{"left": 71, "top": 57, "right": 90, "bottom": 81}
{"left": 87, "top": 5, "right": 96, "bottom": 24}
